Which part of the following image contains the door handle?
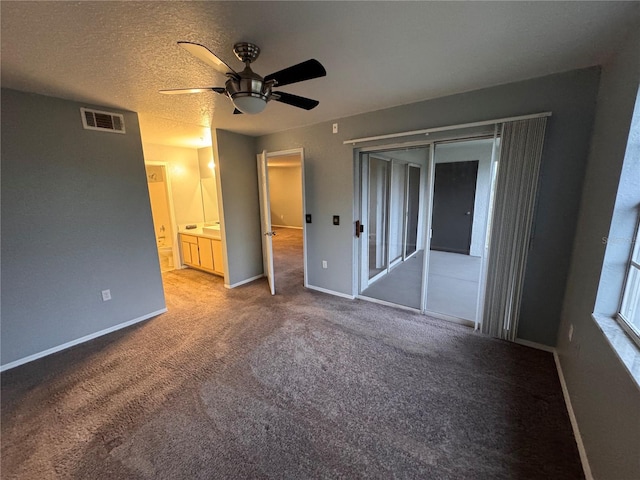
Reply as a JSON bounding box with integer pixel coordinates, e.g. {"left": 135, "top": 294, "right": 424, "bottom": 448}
{"left": 465, "top": 211, "right": 471, "bottom": 215}
{"left": 355, "top": 220, "right": 364, "bottom": 238}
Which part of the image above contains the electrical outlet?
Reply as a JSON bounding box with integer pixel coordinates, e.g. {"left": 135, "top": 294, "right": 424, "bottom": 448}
{"left": 101, "top": 289, "right": 112, "bottom": 302}
{"left": 322, "top": 260, "right": 328, "bottom": 269}
{"left": 568, "top": 324, "right": 574, "bottom": 342}
{"left": 332, "top": 123, "right": 338, "bottom": 134}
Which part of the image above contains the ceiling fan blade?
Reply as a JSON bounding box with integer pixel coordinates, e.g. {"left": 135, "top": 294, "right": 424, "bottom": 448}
{"left": 160, "top": 87, "right": 226, "bottom": 95}
{"left": 177, "top": 41, "right": 238, "bottom": 76}
{"left": 265, "top": 59, "right": 326, "bottom": 87}
{"left": 233, "top": 108, "right": 243, "bottom": 115}
{"left": 273, "top": 91, "right": 319, "bottom": 110}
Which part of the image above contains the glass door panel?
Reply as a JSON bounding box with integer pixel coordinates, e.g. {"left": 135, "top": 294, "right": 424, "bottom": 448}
{"left": 368, "top": 156, "right": 390, "bottom": 280}
{"left": 425, "top": 138, "right": 498, "bottom": 322}
{"left": 359, "top": 147, "right": 428, "bottom": 310}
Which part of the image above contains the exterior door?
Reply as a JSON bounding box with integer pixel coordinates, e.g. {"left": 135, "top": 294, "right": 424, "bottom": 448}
{"left": 257, "top": 150, "right": 276, "bottom": 295}
{"left": 431, "top": 160, "right": 478, "bottom": 255}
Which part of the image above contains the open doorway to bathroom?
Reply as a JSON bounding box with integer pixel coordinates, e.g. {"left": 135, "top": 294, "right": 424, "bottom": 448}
{"left": 145, "top": 164, "right": 176, "bottom": 273}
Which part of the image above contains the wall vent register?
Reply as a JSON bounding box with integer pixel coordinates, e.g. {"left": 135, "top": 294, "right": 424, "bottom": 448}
{"left": 80, "top": 108, "right": 125, "bottom": 134}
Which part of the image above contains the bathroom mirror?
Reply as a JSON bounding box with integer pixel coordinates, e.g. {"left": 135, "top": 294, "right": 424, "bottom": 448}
{"left": 198, "top": 147, "right": 220, "bottom": 225}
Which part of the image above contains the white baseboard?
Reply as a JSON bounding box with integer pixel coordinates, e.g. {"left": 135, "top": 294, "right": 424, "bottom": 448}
{"left": 306, "top": 284, "right": 355, "bottom": 300}
{"left": 224, "top": 273, "right": 264, "bottom": 289}
{"left": 514, "top": 338, "right": 556, "bottom": 353}
{"left": 0, "top": 308, "right": 168, "bottom": 372}
{"left": 554, "top": 352, "right": 594, "bottom": 480}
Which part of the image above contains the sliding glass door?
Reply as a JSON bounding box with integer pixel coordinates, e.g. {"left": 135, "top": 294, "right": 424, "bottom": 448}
{"left": 359, "top": 148, "right": 427, "bottom": 309}
{"left": 367, "top": 156, "right": 390, "bottom": 281}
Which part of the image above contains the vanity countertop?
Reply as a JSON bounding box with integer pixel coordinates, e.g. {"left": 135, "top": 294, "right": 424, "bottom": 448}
{"left": 179, "top": 225, "right": 221, "bottom": 240}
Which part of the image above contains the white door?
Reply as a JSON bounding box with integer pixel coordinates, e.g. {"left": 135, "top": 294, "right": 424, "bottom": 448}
{"left": 257, "top": 150, "right": 276, "bottom": 295}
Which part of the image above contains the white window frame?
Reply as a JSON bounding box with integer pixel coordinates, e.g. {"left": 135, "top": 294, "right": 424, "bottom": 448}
{"left": 617, "top": 210, "right": 640, "bottom": 349}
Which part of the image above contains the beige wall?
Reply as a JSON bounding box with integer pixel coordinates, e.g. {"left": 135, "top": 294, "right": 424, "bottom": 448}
{"left": 268, "top": 165, "right": 303, "bottom": 228}
{"left": 142, "top": 143, "right": 204, "bottom": 229}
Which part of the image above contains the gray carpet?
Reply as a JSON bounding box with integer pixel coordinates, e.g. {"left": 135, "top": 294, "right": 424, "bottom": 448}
{"left": 1, "top": 228, "right": 583, "bottom": 479}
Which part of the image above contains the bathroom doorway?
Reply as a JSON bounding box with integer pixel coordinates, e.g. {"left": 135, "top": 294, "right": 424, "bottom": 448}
{"left": 145, "top": 164, "right": 179, "bottom": 273}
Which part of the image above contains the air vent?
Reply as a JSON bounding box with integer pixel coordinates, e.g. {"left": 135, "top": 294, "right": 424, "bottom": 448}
{"left": 80, "top": 108, "right": 126, "bottom": 134}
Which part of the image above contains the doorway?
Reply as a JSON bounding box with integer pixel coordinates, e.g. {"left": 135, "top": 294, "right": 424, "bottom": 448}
{"left": 257, "top": 149, "right": 308, "bottom": 295}
{"left": 145, "top": 164, "right": 179, "bottom": 273}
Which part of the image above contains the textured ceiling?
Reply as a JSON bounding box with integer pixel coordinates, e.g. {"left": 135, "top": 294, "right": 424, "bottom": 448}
{"left": 1, "top": 1, "right": 638, "bottom": 147}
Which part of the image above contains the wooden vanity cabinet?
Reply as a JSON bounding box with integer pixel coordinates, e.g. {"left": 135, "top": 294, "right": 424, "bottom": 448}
{"left": 180, "top": 233, "right": 223, "bottom": 276}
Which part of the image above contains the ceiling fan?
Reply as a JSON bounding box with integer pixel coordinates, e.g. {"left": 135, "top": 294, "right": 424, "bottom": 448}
{"left": 160, "top": 41, "right": 326, "bottom": 115}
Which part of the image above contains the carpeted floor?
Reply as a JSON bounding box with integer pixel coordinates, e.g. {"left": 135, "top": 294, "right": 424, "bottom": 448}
{"left": 1, "top": 227, "right": 583, "bottom": 479}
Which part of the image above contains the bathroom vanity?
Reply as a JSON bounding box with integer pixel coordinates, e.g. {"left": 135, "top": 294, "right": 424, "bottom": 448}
{"left": 179, "top": 226, "right": 224, "bottom": 276}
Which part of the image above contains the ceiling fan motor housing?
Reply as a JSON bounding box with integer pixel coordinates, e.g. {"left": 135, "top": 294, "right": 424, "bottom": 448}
{"left": 225, "top": 64, "right": 274, "bottom": 114}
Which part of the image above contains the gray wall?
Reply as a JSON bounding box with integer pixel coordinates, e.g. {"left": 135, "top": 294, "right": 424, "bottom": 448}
{"left": 257, "top": 68, "right": 600, "bottom": 346}
{"left": 557, "top": 27, "right": 640, "bottom": 480}
{"left": 1, "top": 89, "right": 166, "bottom": 367}
{"left": 213, "top": 129, "right": 263, "bottom": 287}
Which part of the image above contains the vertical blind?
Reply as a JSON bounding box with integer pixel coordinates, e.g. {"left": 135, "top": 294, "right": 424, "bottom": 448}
{"left": 481, "top": 117, "right": 548, "bottom": 341}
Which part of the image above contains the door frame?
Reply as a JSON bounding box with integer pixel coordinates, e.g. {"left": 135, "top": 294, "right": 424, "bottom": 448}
{"left": 262, "top": 148, "right": 309, "bottom": 289}
{"left": 145, "top": 161, "right": 181, "bottom": 271}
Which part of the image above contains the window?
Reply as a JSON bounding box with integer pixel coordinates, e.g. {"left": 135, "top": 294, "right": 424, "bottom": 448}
{"left": 618, "top": 213, "right": 640, "bottom": 347}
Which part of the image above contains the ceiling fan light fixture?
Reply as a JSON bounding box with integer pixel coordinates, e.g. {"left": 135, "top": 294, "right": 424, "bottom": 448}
{"left": 162, "top": 41, "right": 325, "bottom": 114}
{"left": 231, "top": 93, "right": 268, "bottom": 114}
